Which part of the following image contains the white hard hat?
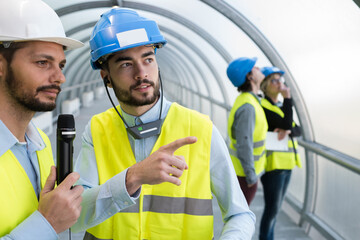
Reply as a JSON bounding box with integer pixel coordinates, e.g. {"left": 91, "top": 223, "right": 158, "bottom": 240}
{"left": 0, "top": 0, "right": 83, "bottom": 50}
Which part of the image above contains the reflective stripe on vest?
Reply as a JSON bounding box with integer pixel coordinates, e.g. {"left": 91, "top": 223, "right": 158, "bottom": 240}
{"left": 266, "top": 147, "right": 296, "bottom": 156}
{"left": 228, "top": 140, "right": 266, "bottom": 154}
{"left": 84, "top": 232, "right": 215, "bottom": 240}
{"left": 228, "top": 145, "right": 266, "bottom": 161}
{"left": 227, "top": 92, "right": 268, "bottom": 177}
{"left": 261, "top": 98, "right": 302, "bottom": 171}
{"left": 119, "top": 195, "right": 213, "bottom": 215}
{"left": 87, "top": 103, "right": 214, "bottom": 240}
{"left": 0, "top": 129, "right": 54, "bottom": 235}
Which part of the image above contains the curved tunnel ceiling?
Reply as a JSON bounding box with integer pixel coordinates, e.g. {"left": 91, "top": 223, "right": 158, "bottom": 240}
{"left": 47, "top": 0, "right": 360, "bottom": 158}
{"left": 54, "top": 0, "right": 311, "bottom": 135}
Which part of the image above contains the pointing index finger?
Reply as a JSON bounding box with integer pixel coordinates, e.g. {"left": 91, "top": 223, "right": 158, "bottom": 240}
{"left": 162, "top": 136, "right": 197, "bottom": 155}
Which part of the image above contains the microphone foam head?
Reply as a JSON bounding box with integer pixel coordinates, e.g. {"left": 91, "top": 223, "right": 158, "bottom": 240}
{"left": 57, "top": 114, "right": 75, "bottom": 128}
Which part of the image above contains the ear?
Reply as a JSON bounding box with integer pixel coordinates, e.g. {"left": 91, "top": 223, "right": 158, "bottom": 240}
{"left": 100, "top": 70, "right": 112, "bottom": 88}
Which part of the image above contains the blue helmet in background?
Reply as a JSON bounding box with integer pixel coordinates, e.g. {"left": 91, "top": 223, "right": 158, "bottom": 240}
{"left": 261, "top": 66, "right": 285, "bottom": 78}
{"left": 90, "top": 8, "right": 167, "bottom": 69}
{"left": 226, "top": 57, "right": 257, "bottom": 87}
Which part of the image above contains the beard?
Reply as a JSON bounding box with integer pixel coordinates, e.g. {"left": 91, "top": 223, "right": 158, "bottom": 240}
{"left": 5, "top": 66, "right": 60, "bottom": 112}
{"left": 112, "top": 78, "right": 160, "bottom": 106}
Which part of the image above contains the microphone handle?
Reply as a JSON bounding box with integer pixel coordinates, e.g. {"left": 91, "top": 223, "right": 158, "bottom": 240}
{"left": 56, "top": 135, "right": 74, "bottom": 184}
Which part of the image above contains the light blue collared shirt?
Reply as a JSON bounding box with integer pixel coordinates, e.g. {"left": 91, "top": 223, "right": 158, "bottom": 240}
{"left": 0, "top": 120, "right": 58, "bottom": 240}
{"left": 72, "top": 97, "right": 256, "bottom": 239}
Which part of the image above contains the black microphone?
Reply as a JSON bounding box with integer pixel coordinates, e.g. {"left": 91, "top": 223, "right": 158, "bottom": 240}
{"left": 56, "top": 114, "right": 76, "bottom": 185}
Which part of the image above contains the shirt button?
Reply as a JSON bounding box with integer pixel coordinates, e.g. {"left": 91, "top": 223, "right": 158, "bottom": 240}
{"left": 124, "top": 201, "right": 129, "bottom": 205}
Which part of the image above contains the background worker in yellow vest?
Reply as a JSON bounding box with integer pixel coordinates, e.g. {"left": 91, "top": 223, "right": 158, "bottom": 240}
{"left": 258, "top": 66, "right": 302, "bottom": 240}
{"left": 71, "top": 7, "right": 255, "bottom": 240}
{"left": 0, "top": 0, "right": 84, "bottom": 239}
{"left": 227, "top": 57, "right": 268, "bottom": 205}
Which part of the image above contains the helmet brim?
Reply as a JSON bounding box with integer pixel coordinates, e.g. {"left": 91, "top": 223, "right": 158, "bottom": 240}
{"left": 0, "top": 36, "right": 84, "bottom": 50}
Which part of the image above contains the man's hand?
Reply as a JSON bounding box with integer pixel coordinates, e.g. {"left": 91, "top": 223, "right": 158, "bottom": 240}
{"left": 38, "top": 166, "right": 84, "bottom": 233}
{"left": 126, "top": 136, "right": 197, "bottom": 195}
{"left": 247, "top": 180, "right": 258, "bottom": 188}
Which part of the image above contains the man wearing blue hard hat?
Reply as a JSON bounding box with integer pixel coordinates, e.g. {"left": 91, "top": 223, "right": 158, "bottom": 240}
{"left": 259, "top": 66, "right": 302, "bottom": 240}
{"left": 227, "top": 57, "right": 268, "bottom": 206}
{"left": 0, "top": 0, "right": 84, "bottom": 238}
{"left": 72, "top": 8, "right": 255, "bottom": 239}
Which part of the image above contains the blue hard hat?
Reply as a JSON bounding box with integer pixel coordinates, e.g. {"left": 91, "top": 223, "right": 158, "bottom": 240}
{"left": 261, "top": 66, "right": 285, "bottom": 78}
{"left": 226, "top": 57, "right": 257, "bottom": 87}
{"left": 89, "top": 8, "right": 167, "bottom": 69}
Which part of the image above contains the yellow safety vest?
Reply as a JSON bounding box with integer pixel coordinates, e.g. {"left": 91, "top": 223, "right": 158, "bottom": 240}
{"left": 0, "top": 129, "right": 54, "bottom": 236}
{"left": 261, "top": 98, "right": 302, "bottom": 171}
{"left": 228, "top": 92, "right": 268, "bottom": 177}
{"left": 86, "top": 103, "right": 214, "bottom": 240}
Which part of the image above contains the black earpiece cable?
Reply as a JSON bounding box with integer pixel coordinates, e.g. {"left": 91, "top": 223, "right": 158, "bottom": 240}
{"left": 103, "top": 69, "right": 164, "bottom": 133}
{"left": 103, "top": 77, "right": 131, "bottom": 128}
{"left": 158, "top": 69, "right": 163, "bottom": 120}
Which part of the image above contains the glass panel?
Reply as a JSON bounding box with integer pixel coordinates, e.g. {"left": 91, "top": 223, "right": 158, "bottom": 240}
{"left": 201, "top": 98, "right": 211, "bottom": 117}
{"left": 212, "top": 104, "right": 229, "bottom": 139}
{"left": 315, "top": 156, "right": 360, "bottom": 239}
{"left": 192, "top": 94, "right": 201, "bottom": 112}
{"left": 287, "top": 147, "right": 306, "bottom": 203}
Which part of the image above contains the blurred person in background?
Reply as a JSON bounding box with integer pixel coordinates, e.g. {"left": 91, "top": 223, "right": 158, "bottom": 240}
{"left": 227, "top": 57, "right": 268, "bottom": 205}
{"left": 259, "top": 66, "right": 302, "bottom": 240}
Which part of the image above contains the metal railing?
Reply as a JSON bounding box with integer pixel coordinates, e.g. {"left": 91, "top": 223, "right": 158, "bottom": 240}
{"left": 298, "top": 139, "right": 360, "bottom": 175}
{"left": 288, "top": 139, "right": 360, "bottom": 240}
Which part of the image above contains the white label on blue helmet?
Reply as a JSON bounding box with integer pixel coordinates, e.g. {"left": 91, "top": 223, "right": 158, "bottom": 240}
{"left": 116, "top": 28, "right": 149, "bottom": 47}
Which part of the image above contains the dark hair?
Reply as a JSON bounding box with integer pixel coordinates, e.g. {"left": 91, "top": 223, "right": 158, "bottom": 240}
{"left": 237, "top": 75, "right": 252, "bottom": 92}
{"left": 98, "top": 53, "right": 116, "bottom": 71}
{"left": 0, "top": 42, "right": 28, "bottom": 64}
{"left": 99, "top": 61, "right": 110, "bottom": 71}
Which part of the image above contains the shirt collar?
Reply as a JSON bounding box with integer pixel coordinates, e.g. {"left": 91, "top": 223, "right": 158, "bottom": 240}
{"left": 0, "top": 119, "right": 45, "bottom": 156}
{"left": 121, "top": 95, "right": 170, "bottom": 127}
{"left": 0, "top": 120, "right": 18, "bottom": 156}
{"left": 249, "top": 92, "right": 261, "bottom": 104}
{"left": 26, "top": 121, "right": 46, "bottom": 151}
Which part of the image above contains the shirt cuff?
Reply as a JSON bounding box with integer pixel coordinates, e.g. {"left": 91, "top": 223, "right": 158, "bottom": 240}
{"left": 109, "top": 168, "right": 140, "bottom": 209}
{"left": 9, "top": 210, "right": 57, "bottom": 240}
{"left": 245, "top": 170, "right": 258, "bottom": 185}
{"left": 283, "top": 98, "right": 293, "bottom": 104}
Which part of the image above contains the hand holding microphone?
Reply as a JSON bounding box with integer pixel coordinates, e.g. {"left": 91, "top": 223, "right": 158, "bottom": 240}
{"left": 38, "top": 166, "right": 83, "bottom": 233}
{"left": 38, "top": 114, "right": 83, "bottom": 233}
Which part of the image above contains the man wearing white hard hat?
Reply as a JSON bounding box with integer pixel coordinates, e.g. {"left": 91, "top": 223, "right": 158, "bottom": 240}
{"left": 0, "top": 0, "right": 84, "bottom": 239}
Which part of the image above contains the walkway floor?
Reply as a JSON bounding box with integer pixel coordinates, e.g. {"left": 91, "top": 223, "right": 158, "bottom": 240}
{"left": 53, "top": 95, "right": 311, "bottom": 240}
